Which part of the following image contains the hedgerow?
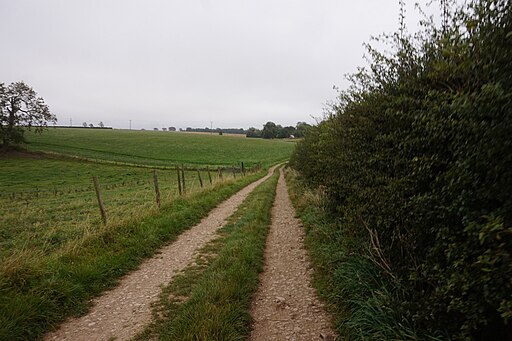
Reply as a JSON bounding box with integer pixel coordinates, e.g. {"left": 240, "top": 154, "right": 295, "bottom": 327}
{"left": 290, "top": 1, "right": 511, "bottom": 339}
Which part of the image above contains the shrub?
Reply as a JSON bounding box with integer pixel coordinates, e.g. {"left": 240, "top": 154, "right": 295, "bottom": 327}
{"left": 290, "top": 0, "right": 512, "bottom": 339}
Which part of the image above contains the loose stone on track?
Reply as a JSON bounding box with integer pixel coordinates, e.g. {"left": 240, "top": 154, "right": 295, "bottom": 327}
{"left": 250, "top": 168, "right": 337, "bottom": 341}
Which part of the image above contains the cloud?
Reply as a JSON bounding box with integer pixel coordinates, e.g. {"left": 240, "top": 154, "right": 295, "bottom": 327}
{"left": 0, "top": 0, "right": 437, "bottom": 129}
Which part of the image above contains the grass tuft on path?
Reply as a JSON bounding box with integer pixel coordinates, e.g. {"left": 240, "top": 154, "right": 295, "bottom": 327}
{"left": 134, "top": 167, "right": 280, "bottom": 340}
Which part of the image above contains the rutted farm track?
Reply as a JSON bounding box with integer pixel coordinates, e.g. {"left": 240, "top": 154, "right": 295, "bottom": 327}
{"left": 250, "top": 168, "right": 336, "bottom": 341}
{"left": 44, "top": 166, "right": 336, "bottom": 341}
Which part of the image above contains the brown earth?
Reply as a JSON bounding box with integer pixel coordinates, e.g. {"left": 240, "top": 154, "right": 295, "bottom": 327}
{"left": 0, "top": 149, "right": 45, "bottom": 159}
{"left": 44, "top": 165, "right": 278, "bottom": 341}
{"left": 250, "top": 168, "right": 337, "bottom": 341}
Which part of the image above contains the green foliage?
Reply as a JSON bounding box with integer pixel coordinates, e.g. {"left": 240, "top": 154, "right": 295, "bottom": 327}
{"left": 262, "top": 121, "right": 278, "bottom": 139}
{"left": 290, "top": 1, "right": 511, "bottom": 339}
{"left": 0, "top": 81, "right": 56, "bottom": 148}
{"left": 295, "top": 121, "right": 312, "bottom": 138}
{"left": 246, "top": 126, "right": 262, "bottom": 138}
{"left": 286, "top": 169, "right": 436, "bottom": 340}
{"left": 248, "top": 121, "right": 312, "bottom": 139}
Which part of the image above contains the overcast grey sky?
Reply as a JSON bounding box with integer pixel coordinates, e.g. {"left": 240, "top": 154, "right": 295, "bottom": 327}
{"left": 1, "top": 1, "right": 437, "bottom": 130}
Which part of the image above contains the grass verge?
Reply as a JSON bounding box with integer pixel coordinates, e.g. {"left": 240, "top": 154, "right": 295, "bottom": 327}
{"left": 134, "top": 166, "right": 280, "bottom": 340}
{"left": 284, "top": 168, "right": 439, "bottom": 341}
{"left": 0, "top": 169, "right": 267, "bottom": 341}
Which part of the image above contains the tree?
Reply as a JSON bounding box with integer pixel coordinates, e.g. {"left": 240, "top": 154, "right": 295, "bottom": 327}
{"left": 246, "top": 127, "right": 262, "bottom": 138}
{"left": 262, "top": 121, "right": 278, "bottom": 139}
{"left": 82, "top": 122, "right": 87, "bottom": 128}
{"left": 277, "top": 125, "right": 296, "bottom": 138}
{"left": 88, "top": 123, "right": 94, "bottom": 128}
{"left": 98, "top": 121, "right": 104, "bottom": 128}
{"left": 0, "top": 81, "right": 56, "bottom": 148}
{"left": 295, "top": 122, "right": 312, "bottom": 138}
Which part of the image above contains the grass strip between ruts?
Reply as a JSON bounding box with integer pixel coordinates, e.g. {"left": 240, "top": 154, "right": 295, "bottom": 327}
{"left": 134, "top": 166, "right": 280, "bottom": 340}
{"left": 0, "top": 169, "right": 267, "bottom": 341}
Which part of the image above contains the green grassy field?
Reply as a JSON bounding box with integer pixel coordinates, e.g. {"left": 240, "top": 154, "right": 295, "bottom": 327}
{"left": 0, "top": 154, "right": 223, "bottom": 260}
{"left": 24, "top": 128, "right": 294, "bottom": 168}
{"left": 0, "top": 128, "right": 293, "bottom": 340}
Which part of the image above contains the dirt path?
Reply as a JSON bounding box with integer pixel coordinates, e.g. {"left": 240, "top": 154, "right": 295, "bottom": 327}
{"left": 44, "top": 165, "right": 278, "bottom": 341}
{"left": 250, "top": 168, "right": 337, "bottom": 341}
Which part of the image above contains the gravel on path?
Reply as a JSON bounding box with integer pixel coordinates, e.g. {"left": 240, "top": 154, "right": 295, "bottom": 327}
{"left": 44, "top": 166, "right": 278, "bottom": 341}
{"left": 250, "top": 168, "right": 337, "bottom": 341}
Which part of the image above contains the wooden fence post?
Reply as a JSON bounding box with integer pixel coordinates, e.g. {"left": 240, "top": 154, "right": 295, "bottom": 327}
{"left": 241, "top": 162, "right": 245, "bottom": 176}
{"left": 207, "top": 166, "right": 212, "bottom": 185}
{"left": 232, "top": 166, "right": 236, "bottom": 178}
{"left": 197, "top": 169, "right": 203, "bottom": 188}
{"left": 177, "top": 166, "right": 182, "bottom": 196}
{"left": 218, "top": 168, "right": 223, "bottom": 180}
{"left": 92, "top": 176, "right": 107, "bottom": 225}
{"left": 181, "top": 165, "right": 186, "bottom": 194}
{"left": 153, "top": 170, "right": 161, "bottom": 207}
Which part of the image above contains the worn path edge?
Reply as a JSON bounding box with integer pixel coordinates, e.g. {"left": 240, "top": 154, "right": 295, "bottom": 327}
{"left": 249, "top": 167, "right": 337, "bottom": 341}
{"left": 44, "top": 165, "right": 279, "bottom": 341}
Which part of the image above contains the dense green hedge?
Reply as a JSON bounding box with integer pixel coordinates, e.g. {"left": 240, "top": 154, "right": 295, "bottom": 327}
{"left": 290, "top": 1, "right": 511, "bottom": 339}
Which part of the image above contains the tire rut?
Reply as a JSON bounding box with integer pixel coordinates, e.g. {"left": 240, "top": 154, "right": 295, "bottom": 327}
{"left": 250, "top": 168, "right": 337, "bottom": 341}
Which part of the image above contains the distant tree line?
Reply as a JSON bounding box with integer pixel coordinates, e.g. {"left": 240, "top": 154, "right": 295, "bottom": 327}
{"left": 172, "top": 123, "right": 313, "bottom": 138}
{"left": 246, "top": 121, "right": 311, "bottom": 139}
{"left": 180, "top": 127, "right": 245, "bottom": 135}
{"left": 81, "top": 121, "right": 106, "bottom": 128}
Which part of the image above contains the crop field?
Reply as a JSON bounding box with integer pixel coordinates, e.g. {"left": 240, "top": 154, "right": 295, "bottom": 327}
{"left": 24, "top": 128, "right": 295, "bottom": 168}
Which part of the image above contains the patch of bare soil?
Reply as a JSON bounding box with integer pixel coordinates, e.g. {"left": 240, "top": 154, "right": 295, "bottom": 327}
{"left": 0, "top": 148, "right": 45, "bottom": 159}
{"left": 250, "top": 168, "right": 337, "bottom": 341}
{"left": 44, "top": 165, "right": 278, "bottom": 341}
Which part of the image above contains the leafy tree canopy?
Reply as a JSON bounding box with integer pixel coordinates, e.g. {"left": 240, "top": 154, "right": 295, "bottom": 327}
{"left": 0, "top": 81, "right": 56, "bottom": 148}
